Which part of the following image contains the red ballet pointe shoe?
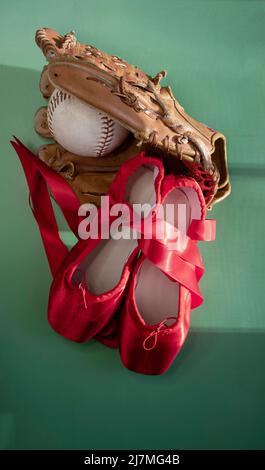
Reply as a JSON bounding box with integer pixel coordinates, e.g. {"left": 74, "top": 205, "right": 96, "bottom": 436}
{"left": 47, "top": 152, "right": 165, "bottom": 343}
{"left": 119, "top": 175, "right": 216, "bottom": 374}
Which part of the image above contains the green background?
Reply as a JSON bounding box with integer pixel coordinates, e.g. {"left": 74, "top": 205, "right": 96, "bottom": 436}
{"left": 0, "top": 0, "right": 265, "bottom": 450}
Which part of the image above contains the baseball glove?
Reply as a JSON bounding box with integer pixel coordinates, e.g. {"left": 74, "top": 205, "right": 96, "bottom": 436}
{"left": 35, "top": 28, "right": 230, "bottom": 208}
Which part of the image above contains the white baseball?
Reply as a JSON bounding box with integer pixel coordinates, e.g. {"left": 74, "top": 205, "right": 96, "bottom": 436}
{"left": 47, "top": 88, "right": 129, "bottom": 157}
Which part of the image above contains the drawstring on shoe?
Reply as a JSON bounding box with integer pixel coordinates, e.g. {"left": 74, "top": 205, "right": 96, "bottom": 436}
{"left": 73, "top": 269, "right": 88, "bottom": 310}
{"left": 79, "top": 282, "right": 88, "bottom": 309}
{"left": 143, "top": 316, "right": 177, "bottom": 351}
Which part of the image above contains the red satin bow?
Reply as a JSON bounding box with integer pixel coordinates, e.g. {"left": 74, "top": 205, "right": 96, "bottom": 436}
{"left": 115, "top": 211, "right": 215, "bottom": 310}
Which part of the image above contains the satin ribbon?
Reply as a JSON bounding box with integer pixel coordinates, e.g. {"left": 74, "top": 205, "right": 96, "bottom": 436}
{"left": 120, "top": 212, "right": 215, "bottom": 309}
{"left": 11, "top": 137, "right": 80, "bottom": 277}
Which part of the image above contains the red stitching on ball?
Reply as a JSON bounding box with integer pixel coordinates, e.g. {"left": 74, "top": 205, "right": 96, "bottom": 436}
{"left": 47, "top": 90, "right": 71, "bottom": 136}
{"left": 48, "top": 92, "right": 117, "bottom": 156}
{"left": 95, "top": 116, "right": 115, "bottom": 157}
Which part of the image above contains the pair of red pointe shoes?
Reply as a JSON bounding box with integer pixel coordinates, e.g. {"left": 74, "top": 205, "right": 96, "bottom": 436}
{"left": 12, "top": 138, "right": 215, "bottom": 375}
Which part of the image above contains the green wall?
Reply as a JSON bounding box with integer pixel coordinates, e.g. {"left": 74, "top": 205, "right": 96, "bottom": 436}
{"left": 0, "top": 0, "right": 264, "bottom": 450}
